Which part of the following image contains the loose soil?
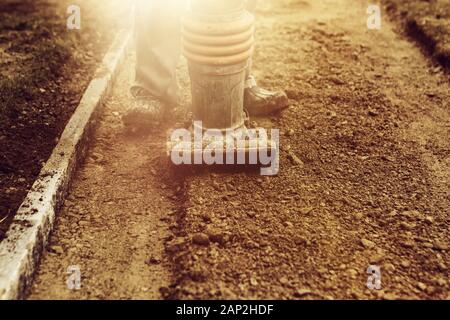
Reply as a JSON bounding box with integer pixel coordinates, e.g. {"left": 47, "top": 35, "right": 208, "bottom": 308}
{"left": 29, "top": 0, "right": 449, "bottom": 300}
{"left": 167, "top": 0, "right": 449, "bottom": 299}
{"left": 28, "top": 52, "right": 184, "bottom": 299}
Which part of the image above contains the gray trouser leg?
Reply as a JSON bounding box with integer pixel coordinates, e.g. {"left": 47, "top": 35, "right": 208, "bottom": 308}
{"left": 134, "top": 0, "right": 184, "bottom": 102}
{"left": 134, "top": 0, "right": 257, "bottom": 101}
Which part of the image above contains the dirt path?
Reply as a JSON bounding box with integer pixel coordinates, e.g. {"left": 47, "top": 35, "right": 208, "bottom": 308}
{"left": 28, "top": 0, "right": 448, "bottom": 300}
{"left": 28, "top": 52, "right": 183, "bottom": 299}
{"left": 167, "top": 0, "right": 449, "bottom": 299}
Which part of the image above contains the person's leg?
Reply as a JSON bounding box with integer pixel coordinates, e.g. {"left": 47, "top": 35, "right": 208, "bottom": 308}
{"left": 133, "top": 0, "right": 184, "bottom": 105}
{"left": 243, "top": 0, "right": 289, "bottom": 116}
{"left": 124, "top": 0, "right": 185, "bottom": 131}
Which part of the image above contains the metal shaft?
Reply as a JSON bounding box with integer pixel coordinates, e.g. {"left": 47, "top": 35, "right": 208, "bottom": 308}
{"left": 182, "top": 0, "right": 254, "bottom": 131}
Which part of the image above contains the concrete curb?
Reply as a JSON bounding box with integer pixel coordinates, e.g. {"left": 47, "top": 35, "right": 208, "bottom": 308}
{"left": 0, "top": 27, "right": 132, "bottom": 300}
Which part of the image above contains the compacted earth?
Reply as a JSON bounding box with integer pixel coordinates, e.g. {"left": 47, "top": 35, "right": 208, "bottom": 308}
{"left": 23, "top": 0, "right": 450, "bottom": 299}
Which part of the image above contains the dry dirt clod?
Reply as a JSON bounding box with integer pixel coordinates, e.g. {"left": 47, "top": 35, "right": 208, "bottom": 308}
{"left": 400, "top": 260, "right": 411, "bottom": 268}
{"left": 146, "top": 256, "right": 161, "bottom": 265}
{"left": 294, "top": 288, "right": 312, "bottom": 297}
{"left": 354, "top": 212, "right": 364, "bottom": 220}
{"left": 433, "top": 241, "right": 448, "bottom": 251}
{"left": 287, "top": 151, "right": 304, "bottom": 166}
{"left": 361, "top": 238, "right": 376, "bottom": 249}
{"left": 50, "top": 245, "right": 64, "bottom": 255}
{"left": 384, "top": 263, "right": 396, "bottom": 273}
{"left": 347, "top": 269, "right": 358, "bottom": 279}
{"left": 250, "top": 277, "right": 258, "bottom": 286}
{"left": 167, "top": 237, "right": 186, "bottom": 253}
{"left": 207, "top": 230, "right": 227, "bottom": 245}
{"left": 192, "top": 233, "right": 210, "bottom": 246}
{"left": 284, "top": 129, "right": 295, "bottom": 137}
{"left": 417, "top": 282, "right": 427, "bottom": 291}
{"left": 400, "top": 240, "right": 416, "bottom": 249}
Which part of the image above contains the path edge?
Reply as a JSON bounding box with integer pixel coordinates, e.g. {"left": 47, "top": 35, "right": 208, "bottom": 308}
{"left": 0, "top": 26, "right": 132, "bottom": 300}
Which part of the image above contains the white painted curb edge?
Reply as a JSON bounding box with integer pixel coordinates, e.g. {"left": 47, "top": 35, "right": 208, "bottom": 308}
{"left": 0, "top": 27, "right": 132, "bottom": 300}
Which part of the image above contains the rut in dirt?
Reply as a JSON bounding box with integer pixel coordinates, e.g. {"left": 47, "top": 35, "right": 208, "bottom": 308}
{"left": 27, "top": 52, "right": 186, "bottom": 299}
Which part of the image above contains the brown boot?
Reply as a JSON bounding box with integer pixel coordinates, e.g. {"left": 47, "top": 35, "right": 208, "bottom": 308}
{"left": 122, "top": 86, "right": 167, "bottom": 133}
{"left": 244, "top": 76, "right": 289, "bottom": 116}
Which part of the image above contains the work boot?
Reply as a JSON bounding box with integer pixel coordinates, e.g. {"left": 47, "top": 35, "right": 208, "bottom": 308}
{"left": 122, "top": 86, "right": 166, "bottom": 133}
{"left": 244, "top": 75, "right": 289, "bottom": 116}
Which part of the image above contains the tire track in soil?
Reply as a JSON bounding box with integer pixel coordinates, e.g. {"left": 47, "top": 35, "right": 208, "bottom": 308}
{"left": 27, "top": 52, "right": 185, "bottom": 299}
{"left": 166, "top": 0, "right": 449, "bottom": 299}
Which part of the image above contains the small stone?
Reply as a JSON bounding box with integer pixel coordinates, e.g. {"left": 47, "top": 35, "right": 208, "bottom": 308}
{"left": 285, "top": 89, "right": 301, "bottom": 100}
{"left": 189, "top": 268, "right": 209, "bottom": 282}
{"left": 166, "top": 237, "right": 186, "bottom": 253}
{"left": 91, "top": 152, "right": 104, "bottom": 163}
{"left": 422, "top": 242, "right": 433, "bottom": 248}
{"left": 425, "top": 286, "right": 435, "bottom": 295}
{"left": 294, "top": 236, "right": 308, "bottom": 246}
{"left": 208, "top": 231, "right": 227, "bottom": 245}
{"left": 327, "top": 111, "right": 337, "bottom": 118}
{"left": 400, "top": 222, "right": 416, "bottom": 230}
{"left": 425, "top": 216, "right": 434, "bottom": 224}
{"left": 401, "top": 210, "right": 420, "bottom": 219}
{"left": 146, "top": 257, "right": 161, "bottom": 265}
{"left": 384, "top": 263, "right": 395, "bottom": 272}
{"left": 304, "top": 122, "right": 315, "bottom": 130}
{"left": 361, "top": 238, "right": 376, "bottom": 249}
{"left": 435, "top": 278, "right": 447, "bottom": 287}
{"left": 284, "top": 221, "right": 294, "bottom": 228}
{"left": 281, "top": 144, "right": 291, "bottom": 152}
{"left": 400, "top": 260, "right": 411, "bottom": 268}
{"left": 287, "top": 152, "right": 304, "bottom": 166}
{"left": 400, "top": 240, "right": 415, "bottom": 248}
{"left": 387, "top": 210, "right": 397, "bottom": 217}
{"left": 370, "top": 252, "right": 385, "bottom": 264}
{"left": 381, "top": 155, "right": 395, "bottom": 162}
{"left": 279, "top": 277, "right": 289, "bottom": 285}
{"left": 299, "top": 207, "right": 314, "bottom": 215}
{"left": 354, "top": 212, "right": 364, "bottom": 220}
{"left": 285, "top": 129, "right": 295, "bottom": 137}
{"left": 294, "top": 288, "right": 312, "bottom": 297}
{"left": 433, "top": 241, "right": 448, "bottom": 251}
{"left": 250, "top": 277, "right": 258, "bottom": 286}
{"left": 328, "top": 76, "right": 345, "bottom": 85}
{"left": 383, "top": 293, "right": 398, "bottom": 300}
{"left": 438, "top": 262, "right": 447, "bottom": 271}
{"left": 50, "top": 245, "right": 64, "bottom": 255}
{"left": 417, "top": 282, "right": 427, "bottom": 291}
{"left": 192, "top": 233, "right": 210, "bottom": 246}
{"left": 347, "top": 269, "right": 358, "bottom": 278}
